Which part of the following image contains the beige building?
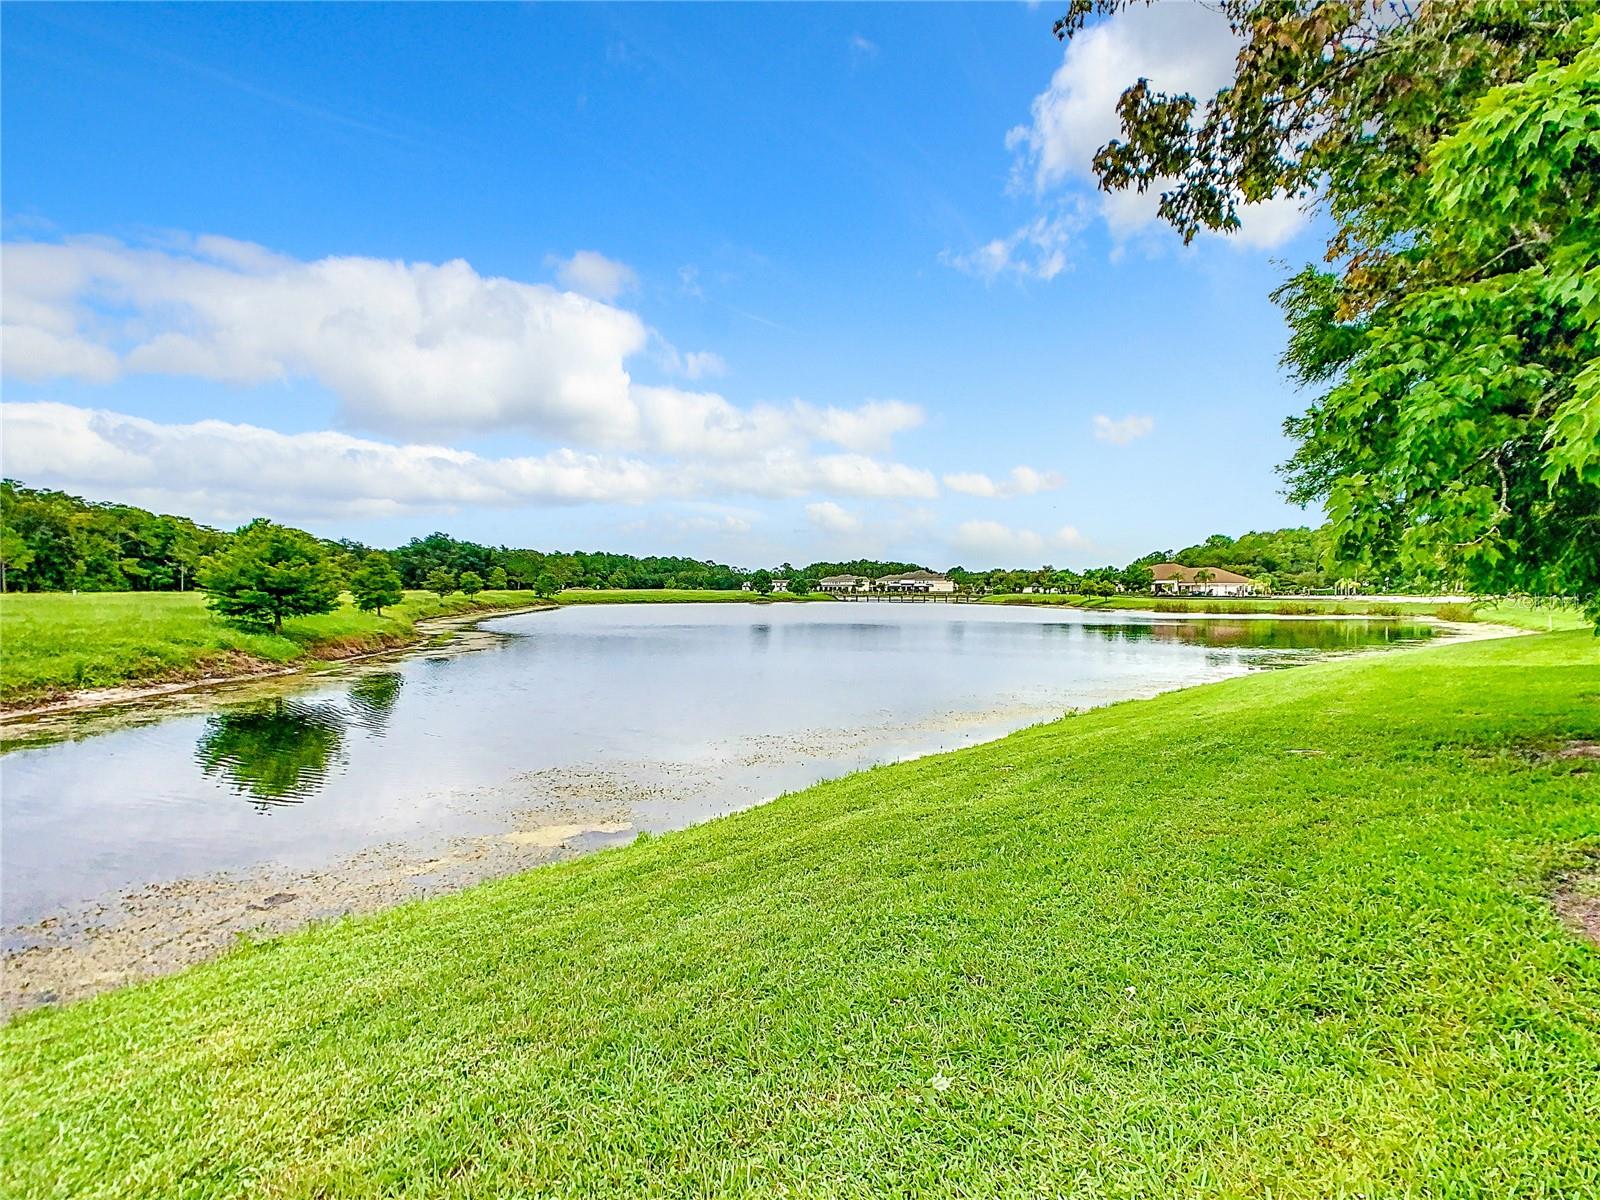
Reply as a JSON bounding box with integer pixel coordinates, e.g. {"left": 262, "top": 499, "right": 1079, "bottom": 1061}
{"left": 876, "top": 570, "right": 956, "bottom": 594}
{"left": 1149, "top": 563, "right": 1257, "bottom": 597}
{"left": 818, "top": 573, "right": 870, "bottom": 593}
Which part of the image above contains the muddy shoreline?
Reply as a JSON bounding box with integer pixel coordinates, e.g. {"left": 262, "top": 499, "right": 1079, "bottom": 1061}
{"left": 2, "top": 698, "right": 1074, "bottom": 1013}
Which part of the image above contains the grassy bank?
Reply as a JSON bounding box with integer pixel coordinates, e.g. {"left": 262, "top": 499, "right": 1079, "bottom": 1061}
{"left": 4, "top": 632, "right": 1597, "bottom": 1196}
{"left": 0, "top": 588, "right": 820, "bottom": 706}
{"left": 0, "top": 590, "right": 546, "bottom": 706}
{"left": 983, "top": 592, "right": 1592, "bottom": 630}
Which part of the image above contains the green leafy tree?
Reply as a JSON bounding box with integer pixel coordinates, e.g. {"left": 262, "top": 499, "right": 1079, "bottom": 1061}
{"left": 349, "top": 552, "right": 404, "bottom": 617}
{"left": 426, "top": 568, "right": 457, "bottom": 599}
{"left": 1278, "top": 27, "right": 1600, "bottom": 618}
{"left": 168, "top": 527, "right": 203, "bottom": 591}
{"left": 459, "top": 570, "right": 484, "bottom": 597}
{"left": 197, "top": 520, "right": 342, "bottom": 633}
{"left": 533, "top": 571, "right": 560, "bottom": 598}
{"left": 787, "top": 575, "right": 812, "bottom": 597}
{"left": 1062, "top": 2, "right": 1599, "bottom": 619}
{"left": 487, "top": 566, "right": 508, "bottom": 590}
{"left": 1120, "top": 564, "right": 1154, "bottom": 593}
{"left": 750, "top": 569, "right": 774, "bottom": 596}
{"left": 0, "top": 527, "right": 35, "bottom": 592}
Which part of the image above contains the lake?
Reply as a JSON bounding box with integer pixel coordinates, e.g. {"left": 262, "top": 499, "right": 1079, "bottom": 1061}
{"left": 0, "top": 602, "right": 1436, "bottom": 1007}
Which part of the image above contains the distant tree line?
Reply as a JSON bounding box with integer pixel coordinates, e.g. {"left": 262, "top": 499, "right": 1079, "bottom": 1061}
{"left": 2, "top": 481, "right": 1462, "bottom": 618}
{"left": 1, "top": 481, "right": 225, "bottom": 593}
{"left": 374, "top": 531, "right": 751, "bottom": 594}
{"left": 0, "top": 481, "right": 757, "bottom": 597}
{"left": 949, "top": 528, "right": 1390, "bottom": 597}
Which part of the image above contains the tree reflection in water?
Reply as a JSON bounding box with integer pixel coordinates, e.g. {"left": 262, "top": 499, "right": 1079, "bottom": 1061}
{"left": 348, "top": 672, "right": 404, "bottom": 733}
{"left": 1078, "top": 620, "right": 1434, "bottom": 651}
{"left": 194, "top": 698, "right": 348, "bottom": 809}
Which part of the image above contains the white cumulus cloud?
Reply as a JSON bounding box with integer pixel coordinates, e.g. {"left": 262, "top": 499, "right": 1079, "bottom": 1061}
{"left": 0, "top": 234, "right": 934, "bottom": 468}
{"left": 1092, "top": 414, "right": 1154, "bottom": 445}
{"left": 547, "top": 249, "right": 638, "bottom": 301}
{"left": 3, "top": 235, "right": 650, "bottom": 443}
{"left": 1, "top": 401, "right": 670, "bottom": 522}
{"left": 714, "top": 451, "right": 937, "bottom": 501}
{"left": 800, "top": 398, "right": 923, "bottom": 454}
{"left": 1, "top": 401, "right": 942, "bottom": 521}
{"left": 940, "top": 206, "right": 1087, "bottom": 283}
{"left": 1053, "top": 523, "right": 1089, "bottom": 549}
{"left": 950, "top": 519, "right": 1088, "bottom": 565}
{"left": 806, "top": 501, "right": 862, "bottom": 535}
{"left": 942, "top": 465, "right": 1065, "bottom": 498}
{"left": 681, "top": 350, "right": 727, "bottom": 380}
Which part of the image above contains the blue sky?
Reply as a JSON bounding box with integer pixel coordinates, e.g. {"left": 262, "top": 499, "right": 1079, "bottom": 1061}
{"left": 2, "top": 2, "right": 1323, "bottom": 569}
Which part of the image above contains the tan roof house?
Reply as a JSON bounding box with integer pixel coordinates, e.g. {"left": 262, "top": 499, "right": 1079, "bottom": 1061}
{"left": 876, "top": 569, "right": 956, "bottom": 594}
{"left": 818, "top": 573, "right": 870, "bottom": 593}
{"left": 1150, "top": 563, "right": 1257, "bottom": 597}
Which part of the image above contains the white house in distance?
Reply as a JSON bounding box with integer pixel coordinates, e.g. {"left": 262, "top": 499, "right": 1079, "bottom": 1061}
{"left": 1150, "top": 563, "right": 1257, "bottom": 597}
{"left": 818, "top": 573, "right": 870, "bottom": 594}
{"left": 877, "top": 570, "right": 956, "bottom": 594}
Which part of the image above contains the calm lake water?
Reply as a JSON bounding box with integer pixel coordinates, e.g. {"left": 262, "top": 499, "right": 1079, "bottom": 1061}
{"left": 1, "top": 603, "right": 1435, "bottom": 936}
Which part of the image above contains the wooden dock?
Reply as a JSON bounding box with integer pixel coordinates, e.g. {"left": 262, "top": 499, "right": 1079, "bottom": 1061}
{"left": 831, "top": 593, "right": 978, "bottom": 603}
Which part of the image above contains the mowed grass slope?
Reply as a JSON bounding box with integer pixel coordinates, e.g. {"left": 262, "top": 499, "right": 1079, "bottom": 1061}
{"left": 4, "top": 633, "right": 1598, "bottom": 1197}
{"left": 0, "top": 590, "right": 544, "bottom": 704}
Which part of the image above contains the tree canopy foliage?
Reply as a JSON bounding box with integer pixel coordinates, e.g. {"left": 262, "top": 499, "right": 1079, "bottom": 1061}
{"left": 425, "top": 568, "right": 457, "bottom": 599}
{"left": 1059, "top": 1, "right": 1599, "bottom": 619}
{"left": 195, "top": 520, "right": 343, "bottom": 633}
{"left": 949, "top": 526, "right": 1356, "bottom": 596}
{"left": 1, "top": 480, "right": 223, "bottom": 593}
{"left": 349, "top": 553, "right": 404, "bottom": 617}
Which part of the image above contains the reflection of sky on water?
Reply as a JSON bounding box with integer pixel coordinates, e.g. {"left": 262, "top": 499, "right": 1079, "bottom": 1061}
{"left": 1, "top": 605, "right": 1433, "bottom": 927}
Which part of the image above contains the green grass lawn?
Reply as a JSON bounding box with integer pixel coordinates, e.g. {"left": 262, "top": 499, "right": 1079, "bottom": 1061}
{"left": 4, "top": 632, "right": 1597, "bottom": 1197}
{"left": 0, "top": 590, "right": 544, "bottom": 705}
{"left": 1471, "top": 599, "right": 1595, "bottom": 632}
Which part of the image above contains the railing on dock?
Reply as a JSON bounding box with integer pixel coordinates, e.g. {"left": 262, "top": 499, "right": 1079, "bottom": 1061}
{"left": 830, "top": 592, "right": 977, "bottom": 603}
